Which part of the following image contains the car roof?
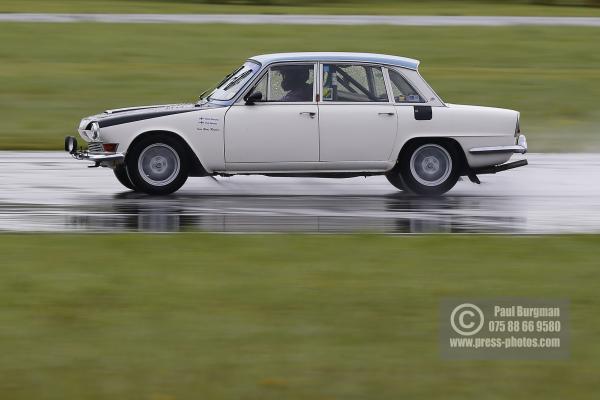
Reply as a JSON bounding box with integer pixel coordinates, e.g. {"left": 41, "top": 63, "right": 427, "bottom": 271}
{"left": 249, "top": 52, "right": 420, "bottom": 70}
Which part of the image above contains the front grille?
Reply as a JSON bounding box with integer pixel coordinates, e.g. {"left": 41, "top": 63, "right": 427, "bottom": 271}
{"left": 88, "top": 141, "right": 104, "bottom": 153}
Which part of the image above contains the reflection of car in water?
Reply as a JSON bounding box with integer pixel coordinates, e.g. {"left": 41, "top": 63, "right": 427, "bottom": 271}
{"left": 65, "top": 52, "right": 528, "bottom": 196}
{"left": 62, "top": 193, "right": 525, "bottom": 234}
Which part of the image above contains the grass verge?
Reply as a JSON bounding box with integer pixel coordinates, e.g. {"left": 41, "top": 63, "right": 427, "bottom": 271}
{"left": 0, "top": 23, "right": 599, "bottom": 151}
{"left": 0, "top": 234, "right": 599, "bottom": 399}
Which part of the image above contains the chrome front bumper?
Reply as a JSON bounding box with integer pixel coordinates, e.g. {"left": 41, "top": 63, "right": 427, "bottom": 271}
{"left": 65, "top": 136, "right": 124, "bottom": 167}
{"left": 71, "top": 151, "right": 124, "bottom": 165}
{"left": 469, "top": 134, "right": 528, "bottom": 155}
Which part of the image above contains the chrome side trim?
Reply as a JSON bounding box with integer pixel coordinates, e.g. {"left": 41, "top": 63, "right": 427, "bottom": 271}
{"left": 470, "top": 134, "right": 527, "bottom": 154}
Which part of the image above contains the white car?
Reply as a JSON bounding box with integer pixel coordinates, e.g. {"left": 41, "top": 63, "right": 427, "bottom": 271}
{"left": 65, "top": 52, "right": 527, "bottom": 195}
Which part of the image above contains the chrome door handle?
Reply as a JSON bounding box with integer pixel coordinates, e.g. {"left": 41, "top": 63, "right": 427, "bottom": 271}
{"left": 378, "top": 112, "right": 395, "bottom": 116}
{"left": 299, "top": 112, "right": 316, "bottom": 118}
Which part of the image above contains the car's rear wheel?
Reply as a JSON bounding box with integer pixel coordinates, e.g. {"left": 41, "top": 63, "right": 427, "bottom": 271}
{"left": 125, "top": 134, "right": 189, "bottom": 195}
{"left": 386, "top": 141, "right": 461, "bottom": 196}
{"left": 113, "top": 163, "right": 136, "bottom": 190}
{"left": 385, "top": 169, "right": 407, "bottom": 191}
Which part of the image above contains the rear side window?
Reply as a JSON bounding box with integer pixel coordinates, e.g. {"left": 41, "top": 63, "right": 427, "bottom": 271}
{"left": 388, "top": 69, "right": 424, "bottom": 103}
{"left": 322, "top": 64, "right": 389, "bottom": 102}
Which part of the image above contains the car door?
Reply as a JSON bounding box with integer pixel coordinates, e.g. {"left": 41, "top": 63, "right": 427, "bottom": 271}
{"left": 318, "top": 63, "right": 398, "bottom": 162}
{"left": 224, "top": 63, "right": 319, "bottom": 163}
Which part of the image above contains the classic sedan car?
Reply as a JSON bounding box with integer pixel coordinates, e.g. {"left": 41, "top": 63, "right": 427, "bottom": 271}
{"left": 65, "top": 52, "right": 527, "bottom": 195}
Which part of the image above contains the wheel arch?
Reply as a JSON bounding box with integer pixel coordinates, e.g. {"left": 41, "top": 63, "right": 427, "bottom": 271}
{"left": 126, "top": 130, "right": 208, "bottom": 177}
{"left": 396, "top": 137, "right": 469, "bottom": 175}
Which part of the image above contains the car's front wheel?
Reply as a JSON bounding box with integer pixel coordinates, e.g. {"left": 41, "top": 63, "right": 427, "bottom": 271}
{"left": 113, "top": 163, "right": 136, "bottom": 190}
{"left": 386, "top": 141, "right": 461, "bottom": 196}
{"left": 125, "top": 134, "right": 189, "bottom": 195}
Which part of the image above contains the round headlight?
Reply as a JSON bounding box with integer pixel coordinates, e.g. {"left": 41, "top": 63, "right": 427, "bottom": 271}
{"left": 91, "top": 122, "right": 100, "bottom": 140}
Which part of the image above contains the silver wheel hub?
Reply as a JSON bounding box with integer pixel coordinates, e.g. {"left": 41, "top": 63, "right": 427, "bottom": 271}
{"left": 409, "top": 144, "right": 452, "bottom": 187}
{"left": 422, "top": 156, "right": 440, "bottom": 174}
{"left": 138, "top": 143, "right": 180, "bottom": 187}
{"left": 150, "top": 156, "right": 168, "bottom": 173}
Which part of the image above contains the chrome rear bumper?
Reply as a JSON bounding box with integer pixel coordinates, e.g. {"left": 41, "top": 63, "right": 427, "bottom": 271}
{"left": 469, "top": 134, "right": 528, "bottom": 155}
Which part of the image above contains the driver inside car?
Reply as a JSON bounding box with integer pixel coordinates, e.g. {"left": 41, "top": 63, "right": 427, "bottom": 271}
{"left": 279, "top": 66, "right": 312, "bottom": 102}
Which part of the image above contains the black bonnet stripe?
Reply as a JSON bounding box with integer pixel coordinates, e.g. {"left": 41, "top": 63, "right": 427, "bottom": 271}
{"left": 97, "top": 108, "right": 198, "bottom": 128}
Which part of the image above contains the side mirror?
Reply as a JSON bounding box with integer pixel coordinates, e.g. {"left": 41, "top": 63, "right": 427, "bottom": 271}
{"left": 245, "top": 91, "right": 263, "bottom": 105}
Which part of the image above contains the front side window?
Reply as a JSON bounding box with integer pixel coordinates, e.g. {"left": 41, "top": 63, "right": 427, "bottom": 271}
{"left": 322, "top": 64, "right": 389, "bottom": 102}
{"left": 209, "top": 61, "right": 261, "bottom": 101}
{"left": 246, "top": 64, "right": 315, "bottom": 103}
{"left": 248, "top": 72, "right": 268, "bottom": 101}
{"left": 388, "top": 69, "right": 424, "bottom": 103}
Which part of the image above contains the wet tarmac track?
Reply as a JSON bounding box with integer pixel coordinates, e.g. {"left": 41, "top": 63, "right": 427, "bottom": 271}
{"left": 1, "top": 152, "right": 599, "bottom": 233}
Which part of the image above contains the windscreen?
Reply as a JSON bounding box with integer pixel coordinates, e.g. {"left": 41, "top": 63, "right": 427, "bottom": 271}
{"left": 208, "top": 61, "right": 260, "bottom": 101}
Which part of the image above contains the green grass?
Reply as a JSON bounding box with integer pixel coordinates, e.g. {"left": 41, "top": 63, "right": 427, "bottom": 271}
{"left": 0, "top": 234, "right": 598, "bottom": 399}
{"left": 1, "top": 23, "right": 599, "bottom": 151}
{"left": 3, "top": 0, "right": 600, "bottom": 16}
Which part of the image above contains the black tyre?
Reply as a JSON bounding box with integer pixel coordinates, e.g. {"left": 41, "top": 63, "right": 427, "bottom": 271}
{"left": 113, "top": 163, "right": 136, "bottom": 190}
{"left": 386, "top": 141, "right": 461, "bottom": 196}
{"left": 125, "top": 134, "right": 189, "bottom": 195}
{"left": 385, "top": 169, "right": 407, "bottom": 192}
